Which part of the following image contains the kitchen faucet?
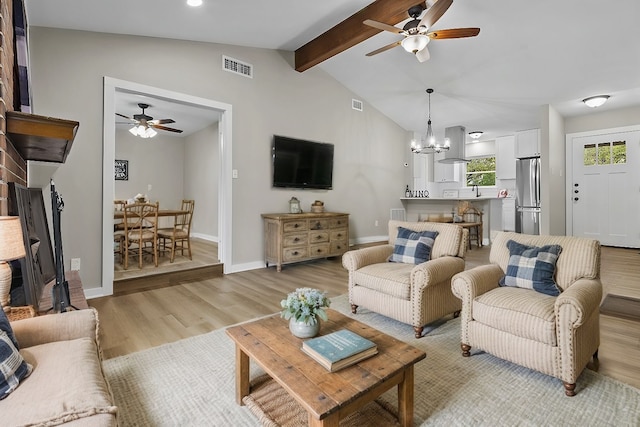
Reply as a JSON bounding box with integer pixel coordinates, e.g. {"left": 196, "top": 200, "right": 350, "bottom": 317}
{"left": 472, "top": 185, "right": 481, "bottom": 197}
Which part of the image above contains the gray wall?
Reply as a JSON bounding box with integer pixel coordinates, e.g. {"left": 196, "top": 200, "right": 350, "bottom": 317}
{"left": 28, "top": 27, "right": 407, "bottom": 290}
{"left": 184, "top": 122, "right": 218, "bottom": 240}
{"left": 115, "top": 130, "right": 185, "bottom": 209}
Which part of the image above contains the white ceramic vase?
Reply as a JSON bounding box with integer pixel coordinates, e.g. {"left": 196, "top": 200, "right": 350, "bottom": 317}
{"left": 289, "top": 317, "right": 320, "bottom": 338}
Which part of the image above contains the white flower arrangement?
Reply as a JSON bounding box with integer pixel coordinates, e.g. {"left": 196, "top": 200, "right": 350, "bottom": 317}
{"left": 280, "top": 287, "right": 330, "bottom": 325}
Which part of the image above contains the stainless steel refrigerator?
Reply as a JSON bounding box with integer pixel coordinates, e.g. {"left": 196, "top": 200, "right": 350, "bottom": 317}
{"left": 516, "top": 157, "right": 541, "bottom": 235}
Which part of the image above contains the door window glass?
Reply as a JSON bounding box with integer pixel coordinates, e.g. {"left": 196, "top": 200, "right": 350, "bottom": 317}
{"left": 584, "top": 144, "right": 596, "bottom": 166}
{"left": 584, "top": 141, "right": 626, "bottom": 166}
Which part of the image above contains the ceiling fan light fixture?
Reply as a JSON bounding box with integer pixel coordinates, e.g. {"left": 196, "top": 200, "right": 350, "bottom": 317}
{"left": 468, "top": 131, "right": 483, "bottom": 139}
{"left": 186, "top": 0, "right": 203, "bottom": 6}
{"left": 582, "top": 95, "right": 610, "bottom": 108}
{"left": 401, "top": 35, "right": 429, "bottom": 53}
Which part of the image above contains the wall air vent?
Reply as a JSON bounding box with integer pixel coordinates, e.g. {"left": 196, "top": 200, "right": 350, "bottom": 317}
{"left": 352, "top": 99, "right": 363, "bottom": 111}
{"left": 222, "top": 55, "right": 253, "bottom": 78}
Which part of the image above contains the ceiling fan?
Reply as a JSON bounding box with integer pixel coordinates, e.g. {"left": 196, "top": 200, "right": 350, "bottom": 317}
{"left": 116, "top": 103, "right": 183, "bottom": 137}
{"left": 363, "top": 0, "right": 480, "bottom": 63}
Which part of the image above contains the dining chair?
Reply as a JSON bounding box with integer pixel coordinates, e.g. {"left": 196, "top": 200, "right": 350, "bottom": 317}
{"left": 123, "top": 202, "right": 159, "bottom": 269}
{"left": 158, "top": 199, "right": 195, "bottom": 263}
{"left": 113, "top": 199, "right": 127, "bottom": 264}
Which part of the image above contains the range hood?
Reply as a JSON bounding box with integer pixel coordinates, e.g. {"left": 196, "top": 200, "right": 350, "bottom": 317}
{"left": 438, "top": 125, "right": 469, "bottom": 164}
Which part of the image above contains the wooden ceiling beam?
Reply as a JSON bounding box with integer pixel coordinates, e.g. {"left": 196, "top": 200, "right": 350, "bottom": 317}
{"left": 294, "top": 0, "right": 427, "bottom": 72}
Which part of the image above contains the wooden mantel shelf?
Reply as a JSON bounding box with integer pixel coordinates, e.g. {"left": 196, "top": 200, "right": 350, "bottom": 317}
{"left": 6, "top": 111, "right": 79, "bottom": 163}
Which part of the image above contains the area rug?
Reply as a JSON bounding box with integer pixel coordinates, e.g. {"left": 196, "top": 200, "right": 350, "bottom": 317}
{"left": 103, "top": 295, "right": 640, "bottom": 426}
{"left": 600, "top": 294, "right": 640, "bottom": 321}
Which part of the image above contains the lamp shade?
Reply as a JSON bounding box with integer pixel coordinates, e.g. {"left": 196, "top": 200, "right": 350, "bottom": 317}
{"left": 0, "top": 216, "right": 26, "bottom": 261}
{"left": 401, "top": 35, "right": 429, "bottom": 53}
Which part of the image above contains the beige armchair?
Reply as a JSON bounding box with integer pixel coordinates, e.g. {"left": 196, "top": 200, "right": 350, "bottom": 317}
{"left": 343, "top": 220, "right": 468, "bottom": 338}
{"left": 451, "top": 232, "right": 602, "bottom": 396}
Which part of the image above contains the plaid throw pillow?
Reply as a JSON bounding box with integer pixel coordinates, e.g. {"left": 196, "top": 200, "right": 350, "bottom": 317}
{"left": 0, "top": 309, "right": 18, "bottom": 349}
{"left": 0, "top": 330, "right": 33, "bottom": 400}
{"left": 389, "top": 227, "right": 439, "bottom": 264}
{"left": 499, "top": 240, "right": 562, "bottom": 296}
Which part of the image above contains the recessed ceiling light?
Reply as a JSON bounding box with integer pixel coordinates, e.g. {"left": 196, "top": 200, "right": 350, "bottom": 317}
{"left": 582, "top": 95, "right": 610, "bottom": 108}
{"left": 187, "top": 0, "right": 203, "bottom": 6}
{"left": 468, "top": 131, "right": 483, "bottom": 139}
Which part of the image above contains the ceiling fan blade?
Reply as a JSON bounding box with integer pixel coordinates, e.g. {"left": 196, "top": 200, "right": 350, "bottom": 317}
{"left": 116, "top": 113, "right": 135, "bottom": 121}
{"left": 149, "top": 118, "right": 176, "bottom": 125}
{"left": 418, "top": 0, "right": 453, "bottom": 29}
{"left": 365, "top": 41, "right": 402, "bottom": 57}
{"left": 152, "top": 125, "right": 183, "bottom": 133}
{"left": 363, "top": 19, "right": 404, "bottom": 35}
{"left": 416, "top": 47, "right": 431, "bottom": 62}
{"left": 427, "top": 27, "right": 480, "bottom": 39}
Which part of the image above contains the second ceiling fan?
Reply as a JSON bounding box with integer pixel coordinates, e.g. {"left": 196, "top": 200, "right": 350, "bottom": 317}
{"left": 116, "top": 103, "right": 183, "bottom": 138}
{"left": 363, "top": 0, "right": 480, "bottom": 62}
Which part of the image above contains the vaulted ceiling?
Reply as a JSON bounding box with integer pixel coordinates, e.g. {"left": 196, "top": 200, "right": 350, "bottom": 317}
{"left": 26, "top": 0, "right": 640, "bottom": 141}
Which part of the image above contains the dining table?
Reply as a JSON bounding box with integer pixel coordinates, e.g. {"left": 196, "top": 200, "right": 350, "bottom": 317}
{"left": 114, "top": 209, "right": 188, "bottom": 220}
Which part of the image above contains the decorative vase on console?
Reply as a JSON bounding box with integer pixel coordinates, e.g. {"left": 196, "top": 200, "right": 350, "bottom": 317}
{"left": 281, "top": 287, "right": 330, "bottom": 339}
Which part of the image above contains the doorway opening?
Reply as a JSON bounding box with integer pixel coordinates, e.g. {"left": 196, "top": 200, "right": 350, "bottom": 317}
{"left": 101, "top": 77, "right": 233, "bottom": 297}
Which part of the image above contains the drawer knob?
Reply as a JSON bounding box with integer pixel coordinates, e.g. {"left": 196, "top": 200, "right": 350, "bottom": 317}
{"left": 337, "top": 233, "right": 342, "bottom": 238}
{"left": 294, "top": 237, "right": 300, "bottom": 242}
{"left": 292, "top": 251, "right": 298, "bottom": 255}
{"left": 317, "top": 248, "right": 322, "bottom": 253}
{"left": 316, "top": 235, "right": 322, "bottom": 240}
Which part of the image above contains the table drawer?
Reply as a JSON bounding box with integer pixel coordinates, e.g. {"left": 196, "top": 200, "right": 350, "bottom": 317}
{"left": 283, "top": 247, "right": 308, "bottom": 262}
{"left": 283, "top": 220, "right": 308, "bottom": 233}
{"left": 309, "top": 231, "right": 329, "bottom": 243}
{"left": 330, "top": 229, "right": 348, "bottom": 242}
{"left": 309, "top": 244, "right": 330, "bottom": 257}
{"left": 329, "top": 217, "right": 348, "bottom": 229}
{"left": 309, "top": 219, "right": 329, "bottom": 230}
{"left": 283, "top": 233, "right": 308, "bottom": 247}
{"left": 330, "top": 241, "right": 348, "bottom": 254}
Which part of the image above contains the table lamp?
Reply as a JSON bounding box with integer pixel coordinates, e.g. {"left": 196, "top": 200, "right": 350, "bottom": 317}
{"left": 0, "top": 216, "right": 26, "bottom": 313}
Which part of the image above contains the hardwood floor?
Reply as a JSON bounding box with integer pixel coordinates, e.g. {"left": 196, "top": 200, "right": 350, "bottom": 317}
{"left": 90, "top": 244, "right": 640, "bottom": 389}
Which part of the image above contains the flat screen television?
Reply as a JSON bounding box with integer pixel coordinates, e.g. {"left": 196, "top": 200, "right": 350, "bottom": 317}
{"left": 272, "top": 135, "right": 334, "bottom": 190}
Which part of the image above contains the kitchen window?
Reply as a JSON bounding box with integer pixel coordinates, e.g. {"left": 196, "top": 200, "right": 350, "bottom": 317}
{"left": 466, "top": 156, "right": 496, "bottom": 187}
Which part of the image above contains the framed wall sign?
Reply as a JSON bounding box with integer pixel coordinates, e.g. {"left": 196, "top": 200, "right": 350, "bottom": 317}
{"left": 442, "top": 190, "right": 459, "bottom": 199}
{"left": 115, "top": 160, "right": 128, "bottom": 181}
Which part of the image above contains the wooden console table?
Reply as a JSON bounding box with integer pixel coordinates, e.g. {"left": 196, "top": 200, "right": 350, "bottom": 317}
{"left": 262, "top": 212, "right": 349, "bottom": 272}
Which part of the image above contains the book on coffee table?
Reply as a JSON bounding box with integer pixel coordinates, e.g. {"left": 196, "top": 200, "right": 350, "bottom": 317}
{"left": 301, "top": 329, "right": 378, "bottom": 372}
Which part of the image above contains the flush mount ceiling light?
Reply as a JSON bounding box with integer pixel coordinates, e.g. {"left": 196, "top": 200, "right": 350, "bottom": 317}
{"left": 411, "top": 88, "right": 450, "bottom": 154}
{"left": 468, "top": 131, "right": 483, "bottom": 139}
{"left": 186, "top": 0, "right": 203, "bottom": 6}
{"left": 582, "top": 95, "right": 610, "bottom": 108}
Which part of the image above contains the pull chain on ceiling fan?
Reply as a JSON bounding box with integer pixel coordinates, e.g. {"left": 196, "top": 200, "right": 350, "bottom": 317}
{"left": 363, "top": 0, "right": 480, "bottom": 63}
{"left": 116, "top": 103, "right": 183, "bottom": 138}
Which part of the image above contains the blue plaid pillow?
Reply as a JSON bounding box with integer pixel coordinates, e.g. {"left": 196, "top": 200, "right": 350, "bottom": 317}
{"left": 499, "top": 240, "right": 562, "bottom": 296}
{"left": 390, "top": 227, "right": 439, "bottom": 264}
{"left": 0, "top": 330, "right": 33, "bottom": 400}
{"left": 0, "top": 309, "right": 18, "bottom": 349}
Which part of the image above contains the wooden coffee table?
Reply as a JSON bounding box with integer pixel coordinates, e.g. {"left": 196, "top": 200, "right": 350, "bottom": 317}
{"left": 226, "top": 309, "right": 426, "bottom": 426}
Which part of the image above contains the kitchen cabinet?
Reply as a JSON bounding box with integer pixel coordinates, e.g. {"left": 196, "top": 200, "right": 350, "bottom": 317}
{"left": 412, "top": 154, "right": 429, "bottom": 189}
{"left": 496, "top": 135, "right": 516, "bottom": 179}
{"left": 515, "top": 129, "right": 540, "bottom": 158}
{"left": 502, "top": 198, "right": 516, "bottom": 231}
{"left": 433, "top": 152, "right": 460, "bottom": 182}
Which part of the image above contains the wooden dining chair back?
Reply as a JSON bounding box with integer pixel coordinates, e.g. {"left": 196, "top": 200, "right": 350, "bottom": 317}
{"left": 460, "top": 206, "right": 483, "bottom": 249}
{"left": 113, "top": 200, "right": 127, "bottom": 263}
{"left": 123, "top": 202, "right": 159, "bottom": 269}
{"left": 158, "top": 199, "right": 195, "bottom": 263}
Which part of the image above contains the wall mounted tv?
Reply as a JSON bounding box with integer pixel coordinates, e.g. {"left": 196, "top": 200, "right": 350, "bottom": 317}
{"left": 272, "top": 135, "right": 334, "bottom": 190}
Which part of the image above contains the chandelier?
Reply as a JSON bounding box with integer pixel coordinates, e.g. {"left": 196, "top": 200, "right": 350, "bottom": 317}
{"left": 411, "top": 88, "right": 450, "bottom": 154}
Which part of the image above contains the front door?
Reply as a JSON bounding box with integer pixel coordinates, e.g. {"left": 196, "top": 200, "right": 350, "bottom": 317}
{"left": 570, "top": 129, "right": 640, "bottom": 247}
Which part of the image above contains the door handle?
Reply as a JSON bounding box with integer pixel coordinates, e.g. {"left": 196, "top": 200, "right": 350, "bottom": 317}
{"left": 574, "top": 197, "right": 579, "bottom": 201}
{"left": 574, "top": 190, "right": 579, "bottom": 194}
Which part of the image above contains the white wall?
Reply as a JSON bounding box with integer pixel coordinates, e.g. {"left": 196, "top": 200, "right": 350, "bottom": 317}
{"left": 184, "top": 122, "right": 218, "bottom": 240}
{"left": 28, "top": 28, "right": 408, "bottom": 290}
{"left": 115, "top": 130, "right": 185, "bottom": 209}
